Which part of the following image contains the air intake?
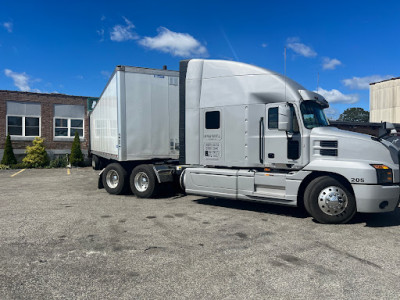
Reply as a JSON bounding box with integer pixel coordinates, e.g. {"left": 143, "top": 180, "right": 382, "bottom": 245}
{"left": 320, "top": 149, "right": 338, "bottom": 156}
{"left": 320, "top": 140, "right": 338, "bottom": 148}
{"left": 319, "top": 140, "right": 338, "bottom": 156}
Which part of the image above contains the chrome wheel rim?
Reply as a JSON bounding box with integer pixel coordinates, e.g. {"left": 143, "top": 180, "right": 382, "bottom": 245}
{"left": 106, "top": 170, "right": 119, "bottom": 189}
{"left": 134, "top": 172, "right": 149, "bottom": 192}
{"left": 318, "top": 186, "right": 348, "bottom": 216}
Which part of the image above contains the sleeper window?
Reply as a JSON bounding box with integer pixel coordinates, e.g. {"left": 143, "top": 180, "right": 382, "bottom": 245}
{"left": 205, "top": 111, "right": 220, "bottom": 129}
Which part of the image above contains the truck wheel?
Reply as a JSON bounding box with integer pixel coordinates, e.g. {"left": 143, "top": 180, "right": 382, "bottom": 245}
{"left": 304, "top": 176, "right": 356, "bottom": 224}
{"left": 130, "top": 165, "right": 159, "bottom": 198}
{"left": 102, "top": 163, "right": 128, "bottom": 195}
{"left": 92, "top": 155, "right": 101, "bottom": 170}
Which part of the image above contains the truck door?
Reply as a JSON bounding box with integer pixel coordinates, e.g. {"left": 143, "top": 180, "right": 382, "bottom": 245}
{"left": 265, "top": 104, "right": 301, "bottom": 167}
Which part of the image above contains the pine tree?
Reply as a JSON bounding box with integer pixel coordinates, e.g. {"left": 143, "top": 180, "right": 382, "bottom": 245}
{"left": 1, "top": 134, "right": 17, "bottom": 165}
{"left": 70, "top": 131, "right": 83, "bottom": 166}
{"left": 22, "top": 137, "right": 49, "bottom": 168}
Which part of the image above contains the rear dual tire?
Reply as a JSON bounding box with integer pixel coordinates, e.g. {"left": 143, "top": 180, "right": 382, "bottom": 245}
{"left": 130, "top": 164, "right": 159, "bottom": 198}
{"left": 92, "top": 155, "right": 103, "bottom": 170}
{"left": 102, "top": 163, "right": 128, "bottom": 195}
{"left": 101, "top": 163, "right": 160, "bottom": 198}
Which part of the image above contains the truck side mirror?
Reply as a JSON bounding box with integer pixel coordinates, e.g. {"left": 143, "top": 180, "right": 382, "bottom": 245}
{"left": 278, "top": 104, "right": 292, "bottom": 132}
{"left": 378, "top": 122, "right": 397, "bottom": 138}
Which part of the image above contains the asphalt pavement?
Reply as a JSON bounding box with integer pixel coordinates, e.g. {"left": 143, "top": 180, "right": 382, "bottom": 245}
{"left": 1, "top": 167, "right": 400, "bottom": 299}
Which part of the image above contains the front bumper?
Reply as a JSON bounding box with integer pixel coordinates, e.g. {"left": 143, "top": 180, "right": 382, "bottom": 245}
{"left": 353, "top": 184, "right": 400, "bottom": 213}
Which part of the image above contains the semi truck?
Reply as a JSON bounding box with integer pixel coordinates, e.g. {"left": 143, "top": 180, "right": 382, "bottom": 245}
{"left": 90, "top": 59, "right": 400, "bottom": 224}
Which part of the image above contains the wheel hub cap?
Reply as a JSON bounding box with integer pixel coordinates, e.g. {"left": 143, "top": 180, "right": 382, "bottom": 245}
{"left": 134, "top": 172, "right": 149, "bottom": 192}
{"left": 106, "top": 170, "right": 119, "bottom": 189}
{"left": 318, "top": 186, "right": 348, "bottom": 216}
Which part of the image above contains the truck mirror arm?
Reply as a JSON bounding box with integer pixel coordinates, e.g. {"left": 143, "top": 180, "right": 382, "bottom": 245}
{"left": 376, "top": 122, "right": 397, "bottom": 140}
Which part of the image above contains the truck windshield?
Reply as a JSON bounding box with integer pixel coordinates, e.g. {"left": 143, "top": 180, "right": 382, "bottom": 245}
{"left": 300, "top": 101, "right": 329, "bottom": 129}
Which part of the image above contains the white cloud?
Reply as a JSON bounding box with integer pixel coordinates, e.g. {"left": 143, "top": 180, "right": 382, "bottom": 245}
{"left": 4, "top": 69, "right": 41, "bottom": 92}
{"left": 3, "top": 22, "right": 13, "bottom": 33}
{"left": 110, "top": 17, "right": 138, "bottom": 42}
{"left": 101, "top": 15, "right": 106, "bottom": 21}
{"left": 316, "top": 87, "right": 359, "bottom": 104}
{"left": 286, "top": 37, "right": 317, "bottom": 58}
{"left": 324, "top": 107, "right": 339, "bottom": 120}
{"left": 322, "top": 57, "right": 342, "bottom": 70}
{"left": 97, "top": 29, "right": 105, "bottom": 42}
{"left": 261, "top": 43, "right": 268, "bottom": 48}
{"left": 101, "top": 70, "right": 111, "bottom": 78}
{"left": 139, "top": 27, "right": 208, "bottom": 57}
{"left": 76, "top": 75, "right": 84, "bottom": 80}
{"left": 342, "top": 75, "right": 394, "bottom": 90}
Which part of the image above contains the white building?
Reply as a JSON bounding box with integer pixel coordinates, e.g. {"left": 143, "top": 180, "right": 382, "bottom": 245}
{"left": 370, "top": 77, "right": 400, "bottom": 122}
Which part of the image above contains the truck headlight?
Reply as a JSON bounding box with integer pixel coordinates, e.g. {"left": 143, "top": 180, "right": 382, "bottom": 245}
{"left": 371, "top": 164, "right": 393, "bottom": 184}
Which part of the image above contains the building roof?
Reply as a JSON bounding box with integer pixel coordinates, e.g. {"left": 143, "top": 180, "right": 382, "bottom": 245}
{"left": 0, "top": 90, "right": 92, "bottom": 99}
{"left": 369, "top": 77, "right": 400, "bottom": 85}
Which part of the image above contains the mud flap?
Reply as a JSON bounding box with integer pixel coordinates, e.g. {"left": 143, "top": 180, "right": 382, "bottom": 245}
{"left": 98, "top": 169, "right": 105, "bottom": 189}
{"left": 152, "top": 165, "right": 175, "bottom": 183}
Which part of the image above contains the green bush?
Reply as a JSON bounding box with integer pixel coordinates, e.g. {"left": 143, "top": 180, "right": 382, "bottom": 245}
{"left": 0, "top": 164, "right": 10, "bottom": 170}
{"left": 70, "top": 131, "right": 83, "bottom": 166}
{"left": 10, "top": 163, "right": 27, "bottom": 169}
{"left": 22, "top": 137, "right": 49, "bottom": 168}
{"left": 49, "top": 155, "right": 68, "bottom": 168}
{"left": 1, "top": 134, "right": 17, "bottom": 165}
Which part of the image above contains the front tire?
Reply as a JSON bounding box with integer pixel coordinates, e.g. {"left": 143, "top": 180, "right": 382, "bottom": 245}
{"left": 102, "top": 163, "right": 128, "bottom": 195}
{"left": 130, "top": 164, "right": 159, "bottom": 198}
{"left": 304, "top": 176, "right": 356, "bottom": 224}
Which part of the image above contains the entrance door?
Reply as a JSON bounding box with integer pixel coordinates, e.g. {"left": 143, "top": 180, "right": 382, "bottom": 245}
{"left": 264, "top": 104, "right": 301, "bottom": 168}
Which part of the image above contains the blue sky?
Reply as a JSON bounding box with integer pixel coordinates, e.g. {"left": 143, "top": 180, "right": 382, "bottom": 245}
{"left": 1, "top": 0, "right": 399, "bottom": 119}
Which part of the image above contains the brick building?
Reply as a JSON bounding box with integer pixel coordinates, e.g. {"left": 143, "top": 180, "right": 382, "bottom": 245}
{"left": 0, "top": 90, "right": 92, "bottom": 161}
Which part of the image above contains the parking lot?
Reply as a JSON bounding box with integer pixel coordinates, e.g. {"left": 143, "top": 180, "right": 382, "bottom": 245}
{"left": 1, "top": 167, "right": 400, "bottom": 299}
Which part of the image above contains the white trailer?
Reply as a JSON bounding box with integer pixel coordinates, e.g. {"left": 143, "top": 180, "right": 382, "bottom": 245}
{"left": 90, "top": 65, "right": 180, "bottom": 196}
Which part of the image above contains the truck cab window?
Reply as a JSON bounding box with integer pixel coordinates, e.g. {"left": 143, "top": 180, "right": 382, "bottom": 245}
{"left": 293, "top": 116, "right": 299, "bottom": 133}
{"left": 268, "top": 107, "right": 278, "bottom": 129}
{"left": 300, "top": 101, "right": 329, "bottom": 129}
{"left": 290, "top": 105, "right": 300, "bottom": 133}
{"left": 205, "top": 111, "right": 220, "bottom": 129}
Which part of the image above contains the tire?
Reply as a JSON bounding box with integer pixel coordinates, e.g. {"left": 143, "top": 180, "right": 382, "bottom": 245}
{"left": 304, "top": 176, "right": 356, "bottom": 224}
{"left": 102, "top": 163, "right": 128, "bottom": 195}
{"left": 92, "top": 155, "right": 101, "bottom": 170}
{"left": 130, "top": 164, "right": 159, "bottom": 198}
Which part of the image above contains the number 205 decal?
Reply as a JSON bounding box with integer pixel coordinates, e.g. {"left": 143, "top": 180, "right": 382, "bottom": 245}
{"left": 351, "top": 178, "right": 365, "bottom": 183}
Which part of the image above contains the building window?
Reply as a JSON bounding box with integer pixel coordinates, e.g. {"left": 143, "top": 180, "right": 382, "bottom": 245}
{"left": 7, "top": 116, "right": 40, "bottom": 137}
{"left": 54, "top": 118, "right": 84, "bottom": 137}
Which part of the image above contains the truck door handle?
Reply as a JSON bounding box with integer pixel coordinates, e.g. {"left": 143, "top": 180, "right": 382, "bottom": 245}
{"left": 259, "top": 117, "right": 264, "bottom": 164}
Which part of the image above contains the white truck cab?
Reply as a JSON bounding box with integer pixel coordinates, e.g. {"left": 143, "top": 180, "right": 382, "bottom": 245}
{"left": 179, "top": 59, "right": 400, "bottom": 224}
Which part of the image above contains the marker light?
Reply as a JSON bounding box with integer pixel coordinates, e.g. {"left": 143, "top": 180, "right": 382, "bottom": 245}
{"left": 371, "top": 164, "right": 393, "bottom": 184}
